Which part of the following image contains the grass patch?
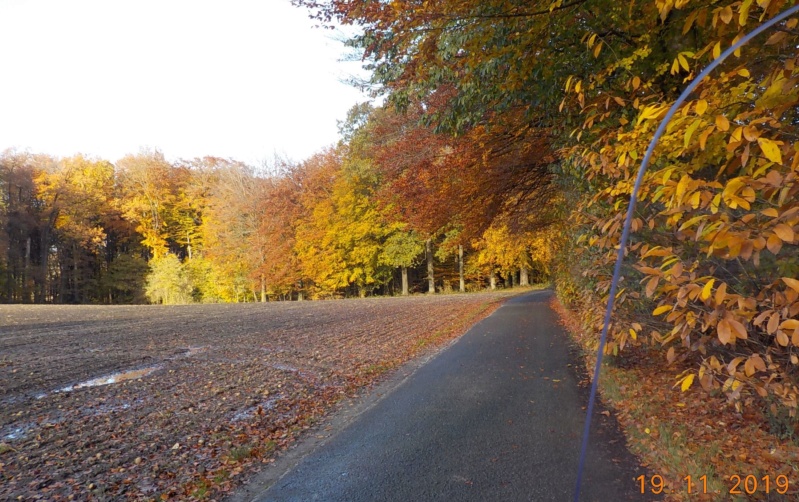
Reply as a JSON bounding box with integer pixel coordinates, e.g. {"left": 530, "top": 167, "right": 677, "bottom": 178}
{"left": 229, "top": 445, "right": 254, "bottom": 463}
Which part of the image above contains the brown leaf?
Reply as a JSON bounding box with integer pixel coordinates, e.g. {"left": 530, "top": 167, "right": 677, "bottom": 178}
{"left": 728, "top": 318, "right": 748, "bottom": 340}
{"left": 645, "top": 276, "right": 659, "bottom": 298}
{"left": 774, "top": 224, "right": 795, "bottom": 243}
{"left": 782, "top": 277, "right": 799, "bottom": 293}
{"left": 667, "top": 346, "right": 676, "bottom": 363}
{"left": 767, "top": 234, "right": 783, "bottom": 255}
{"left": 717, "top": 319, "right": 732, "bottom": 345}
{"left": 767, "top": 312, "right": 780, "bottom": 334}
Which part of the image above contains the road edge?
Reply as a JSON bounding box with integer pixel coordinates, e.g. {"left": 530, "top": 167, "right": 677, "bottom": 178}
{"left": 224, "top": 292, "right": 520, "bottom": 502}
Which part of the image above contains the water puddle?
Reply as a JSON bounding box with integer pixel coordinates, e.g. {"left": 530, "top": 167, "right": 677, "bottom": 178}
{"left": 232, "top": 396, "right": 281, "bottom": 422}
{"left": 57, "top": 365, "right": 161, "bottom": 393}
{"left": 3, "top": 425, "right": 30, "bottom": 441}
{"left": 266, "top": 362, "right": 319, "bottom": 381}
{"left": 269, "top": 362, "right": 300, "bottom": 373}
{"left": 170, "top": 346, "right": 207, "bottom": 359}
{"left": 81, "top": 401, "right": 132, "bottom": 417}
{"left": 183, "top": 346, "right": 207, "bottom": 357}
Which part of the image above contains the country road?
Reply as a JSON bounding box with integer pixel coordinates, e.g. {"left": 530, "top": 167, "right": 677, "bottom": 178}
{"left": 231, "top": 290, "right": 650, "bottom": 502}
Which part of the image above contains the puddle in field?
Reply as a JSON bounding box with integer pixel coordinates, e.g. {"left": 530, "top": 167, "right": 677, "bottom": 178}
{"left": 269, "top": 362, "right": 300, "bottom": 373}
{"left": 232, "top": 396, "right": 282, "bottom": 422}
{"left": 3, "top": 425, "right": 29, "bottom": 441}
{"left": 183, "top": 346, "right": 207, "bottom": 357}
{"left": 171, "top": 346, "right": 207, "bottom": 359}
{"left": 57, "top": 365, "right": 161, "bottom": 393}
{"left": 266, "top": 362, "right": 319, "bottom": 381}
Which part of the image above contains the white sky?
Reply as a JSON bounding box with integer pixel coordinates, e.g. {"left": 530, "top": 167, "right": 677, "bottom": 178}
{"left": 0, "top": 0, "right": 369, "bottom": 165}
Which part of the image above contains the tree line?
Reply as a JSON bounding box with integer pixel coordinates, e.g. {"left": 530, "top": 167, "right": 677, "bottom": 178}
{"left": 0, "top": 104, "right": 552, "bottom": 305}
{"left": 289, "top": 0, "right": 799, "bottom": 413}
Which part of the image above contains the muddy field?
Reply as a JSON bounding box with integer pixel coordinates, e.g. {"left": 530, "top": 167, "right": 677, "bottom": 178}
{"left": 0, "top": 292, "right": 518, "bottom": 500}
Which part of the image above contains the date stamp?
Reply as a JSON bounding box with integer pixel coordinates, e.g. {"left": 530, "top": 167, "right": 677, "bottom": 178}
{"left": 637, "top": 474, "right": 790, "bottom": 495}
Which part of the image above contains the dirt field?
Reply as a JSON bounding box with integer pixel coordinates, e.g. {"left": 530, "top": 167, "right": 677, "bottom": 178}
{"left": 0, "top": 291, "right": 519, "bottom": 500}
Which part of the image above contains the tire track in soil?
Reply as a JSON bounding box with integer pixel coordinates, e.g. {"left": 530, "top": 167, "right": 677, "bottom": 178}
{"left": 0, "top": 291, "right": 519, "bottom": 500}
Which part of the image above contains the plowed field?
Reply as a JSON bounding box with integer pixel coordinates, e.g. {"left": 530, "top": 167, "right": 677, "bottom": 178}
{"left": 0, "top": 292, "right": 517, "bottom": 500}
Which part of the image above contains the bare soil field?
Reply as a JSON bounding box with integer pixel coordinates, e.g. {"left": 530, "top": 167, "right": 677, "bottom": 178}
{"left": 0, "top": 291, "right": 519, "bottom": 501}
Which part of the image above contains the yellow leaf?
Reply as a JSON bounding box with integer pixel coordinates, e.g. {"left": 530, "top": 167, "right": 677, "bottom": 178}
{"left": 653, "top": 304, "right": 673, "bottom": 316}
{"left": 739, "top": 0, "right": 753, "bottom": 26}
{"left": 629, "top": 328, "right": 638, "bottom": 340}
{"left": 695, "top": 99, "right": 708, "bottom": 115}
{"left": 684, "top": 119, "right": 701, "bottom": 148}
{"left": 757, "top": 137, "right": 782, "bottom": 164}
{"left": 774, "top": 223, "right": 795, "bottom": 243}
{"left": 701, "top": 279, "right": 715, "bottom": 301}
{"left": 637, "top": 104, "right": 666, "bottom": 126}
{"left": 712, "top": 41, "right": 721, "bottom": 59}
{"left": 632, "top": 76, "right": 641, "bottom": 90}
{"left": 678, "top": 53, "right": 690, "bottom": 71}
{"left": 777, "top": 330, "right": 790, "bottom": 346}
{"left": 681, "top": 374, "right": 695, "bottom": 392}
{"left": 671, "top": 58, "right": 681, "bottom": 75}
{"left": 783, "top": 277, "right": 799, "bottom": 293}
{"left": 715, "top": 115, "right": 730, "bottom": 131}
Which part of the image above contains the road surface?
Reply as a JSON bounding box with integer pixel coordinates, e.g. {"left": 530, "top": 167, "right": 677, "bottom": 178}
{"left": 233, "top": 290, "right": 650, "bottom": 501}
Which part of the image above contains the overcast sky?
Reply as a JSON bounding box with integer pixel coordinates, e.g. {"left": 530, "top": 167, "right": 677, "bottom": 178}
{"left": 0, "top": 0, "right": 369, "bottom": 165}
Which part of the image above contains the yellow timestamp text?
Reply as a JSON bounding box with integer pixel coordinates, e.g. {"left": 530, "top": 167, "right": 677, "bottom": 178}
{"left": 636, "top": 474, "right": 790, "bottom": 495}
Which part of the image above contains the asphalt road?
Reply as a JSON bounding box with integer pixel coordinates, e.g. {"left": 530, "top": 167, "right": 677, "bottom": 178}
{"left": 243, "top": 290, "right": 649, "bottom": 501}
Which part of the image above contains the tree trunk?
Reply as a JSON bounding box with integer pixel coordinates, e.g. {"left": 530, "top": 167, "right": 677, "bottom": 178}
{"left": 401, "top": 265, "right": 409, "bottom": 296}
{"left": 426, "top": 239, "right": 435, "bottom": 293}
{"left": 511, "top": 270, "right": 516, "bottom": 288}
{"left": 260, "top": 275, "right": 266, "bottom": 302}
{"left": 73, "top": 244, "right": 80, "bottom": 303}
{"left": 24, "top": 237, "right": 31, "bottom": 303}
{"left": 490, "top": 270, "right": 497, "bottom": 290}
{"left": 458, "top": 245, "right": 465, "bottom": 293}
{"left": 520, "top": 266, "right": 529, "bottom": 286}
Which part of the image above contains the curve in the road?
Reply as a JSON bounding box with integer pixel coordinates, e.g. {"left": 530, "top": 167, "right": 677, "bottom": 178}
{"left": 242, "top": 290, "right": 650, "bottom": 501}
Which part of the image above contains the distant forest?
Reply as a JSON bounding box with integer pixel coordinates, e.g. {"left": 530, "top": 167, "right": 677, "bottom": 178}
{"left": 0, "top": 104, "right": 554, "bottom": 304}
